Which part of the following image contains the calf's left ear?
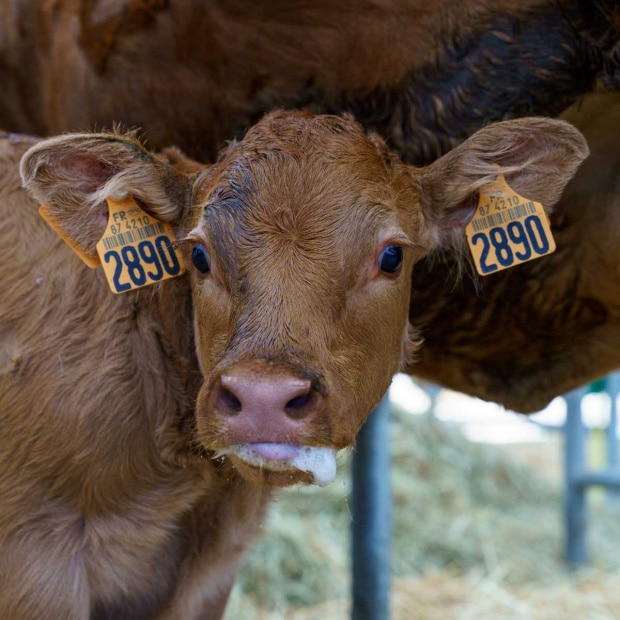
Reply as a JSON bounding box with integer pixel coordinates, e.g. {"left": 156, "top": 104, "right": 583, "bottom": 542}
{"left": 20, "top": 132, "right": 193, "bottom": 260}
{"left": 418, "top": 117, "right": 589, "bottom": 233}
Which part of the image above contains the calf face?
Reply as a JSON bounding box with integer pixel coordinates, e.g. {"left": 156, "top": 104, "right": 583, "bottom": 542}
{"left": 20, "top": 110, "right": 587, "bottom": 486}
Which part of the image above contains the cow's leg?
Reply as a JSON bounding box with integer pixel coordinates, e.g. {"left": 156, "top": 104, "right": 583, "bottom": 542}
{"left": 155, "top": 559, "right": 238, "bottom": 620}
{"left": 156, "top": 481, "right": 270, "bottom": 620}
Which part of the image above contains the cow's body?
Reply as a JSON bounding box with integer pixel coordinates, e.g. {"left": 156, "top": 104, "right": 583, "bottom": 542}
{"left": 410, "top": 93, "right": 620, "bottom": 411}
{"left": 1, "top": 110, "right": 587, "bottom": 616}
{"left": 0, "top": 0, "right": 618, "bottom": 164}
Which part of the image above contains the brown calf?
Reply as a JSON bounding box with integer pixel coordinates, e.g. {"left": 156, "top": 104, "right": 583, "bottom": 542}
{"left": 1, "top": 111, "right": 585, "bottom": 617}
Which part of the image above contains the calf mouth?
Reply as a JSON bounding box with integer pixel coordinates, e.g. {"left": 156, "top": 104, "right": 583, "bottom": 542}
{"left": 215, "top": 443, "right": 338, "bottom": 487}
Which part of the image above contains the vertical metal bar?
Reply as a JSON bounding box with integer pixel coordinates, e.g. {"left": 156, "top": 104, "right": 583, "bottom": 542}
{"left": 351, "top": 393, "right": 392, "bottom": 620}
{"left": 564, "top": 387, "right": 588, "bottom": 568}
{"left": 606, "top": 373, "right": 620, "bottom": 502}
{"left": 424, "top": 383, "right": 441, "bottom": 419}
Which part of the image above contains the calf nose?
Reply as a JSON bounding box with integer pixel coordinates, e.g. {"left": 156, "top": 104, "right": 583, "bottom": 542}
{"left": 211, "top": 366, "right": 324, "bottom": 442}
{"left": 220, "top": 373, "right": 314, "bottom": 420}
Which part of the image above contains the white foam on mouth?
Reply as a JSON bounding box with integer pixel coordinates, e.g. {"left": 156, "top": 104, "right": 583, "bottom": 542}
{"left": 215, "top": 444, "right": 338, "bottom": 487}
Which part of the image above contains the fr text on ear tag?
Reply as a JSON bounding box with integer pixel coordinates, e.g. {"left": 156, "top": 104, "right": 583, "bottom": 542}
{"left": 465, "top": 173, "right": 556, "bottom": 276}
{"left": 96, "top": 196, "right": 186, "bottom": 294}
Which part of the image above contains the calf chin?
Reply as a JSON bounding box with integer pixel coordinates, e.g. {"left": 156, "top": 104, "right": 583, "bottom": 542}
{"left": 213, "top": 444, "right": 339, "bottom": 488}
{"left": 234, "top": 462, "right": 314, "bottom": 487}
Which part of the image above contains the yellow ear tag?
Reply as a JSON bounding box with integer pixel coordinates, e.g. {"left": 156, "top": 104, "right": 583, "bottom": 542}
{"left": 465, "top": 174, "right": 556, "bottom": 276}
{"left": 39, "top": 204, "right": 101, "bottom": 268}
{"left": 96, "top": 196, "right": 186, "bottom": 294}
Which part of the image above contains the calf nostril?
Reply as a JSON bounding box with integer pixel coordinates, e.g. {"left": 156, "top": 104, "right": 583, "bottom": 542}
{"left": 286, "top": 392, "right": 311, "bottom": 409}
{"left": 216, "top": 387, "right": 242, "bottom": 416}
{"left": 285, "top": 390, "right": 314, "bottom": 419}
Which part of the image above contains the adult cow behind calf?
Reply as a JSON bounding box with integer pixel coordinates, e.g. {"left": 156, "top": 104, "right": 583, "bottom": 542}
{"left": 0, "top": 111, "right": 586, "bottom": 617}
{"left": 1, "top": 0, "right": 618, "bottom": 164}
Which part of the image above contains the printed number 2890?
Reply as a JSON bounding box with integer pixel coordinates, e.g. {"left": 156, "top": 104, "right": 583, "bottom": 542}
{"left": 103, "top": 236, "right": 181, "bottom": 292}
{"left": 471, "top": 215, "right": 550, "bottom": 274}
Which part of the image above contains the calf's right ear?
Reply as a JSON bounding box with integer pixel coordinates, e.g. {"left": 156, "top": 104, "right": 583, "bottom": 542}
{"left": 20, "top": 132, "right": 193, "bottom": 259}
{"left": 417, "top": 117, "right": 589, "bottom": 242}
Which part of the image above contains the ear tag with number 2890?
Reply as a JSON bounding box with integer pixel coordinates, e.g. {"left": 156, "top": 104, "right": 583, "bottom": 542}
{"left": 465, "top": 174, "right": 556, "bottom": 276}
{"left": 96, "top": 196, "right": 186, "bottom": 294}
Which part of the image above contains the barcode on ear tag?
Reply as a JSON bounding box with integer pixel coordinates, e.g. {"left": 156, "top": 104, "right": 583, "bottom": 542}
{"left": 96, "top": 196, "right": 186, "bottom": 294}
{"left": 465, "top": 174, "right": 556, "bottom": 276}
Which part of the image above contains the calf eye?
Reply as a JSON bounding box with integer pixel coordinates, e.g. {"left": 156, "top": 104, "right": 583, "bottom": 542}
{"left": 191, "top": 244, "right": 211, "bottom": 274}
{"left": 378, "top": 245, "right": 403, "bottom": 274}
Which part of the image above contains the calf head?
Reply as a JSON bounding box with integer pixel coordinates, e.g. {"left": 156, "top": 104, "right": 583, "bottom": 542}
{"left": 20, "top": 111, "right": 587, "bottom": 487}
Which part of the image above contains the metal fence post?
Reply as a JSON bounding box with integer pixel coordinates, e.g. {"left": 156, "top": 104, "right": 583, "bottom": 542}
{"left": 351, "top": 393, "right": 392, "bottom": 620}
{"left": 564, "top": 387, "right": 588, "bottom": 568}
{"left": 606, "top": 374, "right": 620, "bottom": 501}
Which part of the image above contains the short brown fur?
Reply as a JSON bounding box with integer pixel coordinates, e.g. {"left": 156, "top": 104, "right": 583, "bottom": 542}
{"left": 1, "top": 1, "right": 617, "bottom": 162}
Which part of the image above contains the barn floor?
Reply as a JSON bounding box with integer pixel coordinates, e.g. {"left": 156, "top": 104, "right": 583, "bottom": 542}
{"left": 239, "top": 570, "right": 620, "bottom": 619}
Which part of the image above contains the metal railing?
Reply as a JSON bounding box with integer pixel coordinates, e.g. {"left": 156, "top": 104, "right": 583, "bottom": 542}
{"left": 350, "top": 372, "right": 620, "bottom": 619}
{"left": 564, "top": 374, "right": 620, "bottom": 568}
{"left": 351, "top": 394, "right": 392, "bottom": 620}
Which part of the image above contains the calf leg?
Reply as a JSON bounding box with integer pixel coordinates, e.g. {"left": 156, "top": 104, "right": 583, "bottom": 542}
{"left": 156, "top": 480, "right": 271, "bottom": 620}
